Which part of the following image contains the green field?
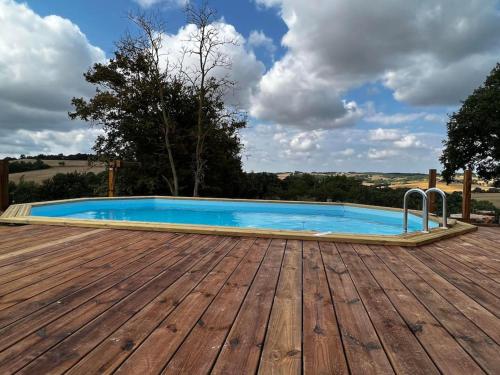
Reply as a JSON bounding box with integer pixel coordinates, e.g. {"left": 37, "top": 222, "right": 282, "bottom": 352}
{"left": 472, "top": 193, "right": 500, "bottom": 209}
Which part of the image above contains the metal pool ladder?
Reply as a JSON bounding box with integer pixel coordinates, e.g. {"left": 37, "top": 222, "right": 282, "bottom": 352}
{"left": 403, "top": 187, "right": 448, "bottom": 233}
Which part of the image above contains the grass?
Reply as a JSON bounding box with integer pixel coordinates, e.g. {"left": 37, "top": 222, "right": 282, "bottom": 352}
{"left": 389, "top": 181, "right": 472, "bottom": 193}
{"left": 472, "top": 192, "right": 500, "bottom": 209}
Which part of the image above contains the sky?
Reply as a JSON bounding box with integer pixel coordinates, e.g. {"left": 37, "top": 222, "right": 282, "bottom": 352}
{"left": 0, "top": 0, "right": 499, "bottom": 173}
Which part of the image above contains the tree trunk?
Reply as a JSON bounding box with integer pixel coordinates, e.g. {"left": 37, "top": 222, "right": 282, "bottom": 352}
{"left": 164, "top": 126, "right": 179, "bottom": 196}
{"left": 193, "top": 80, "right": 205, "bottom": 197}
{"left": 159, "top": 85, "right": 179, "bottom": 196}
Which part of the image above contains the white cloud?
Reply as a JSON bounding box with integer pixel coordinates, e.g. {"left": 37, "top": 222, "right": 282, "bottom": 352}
{"left": 272, "top": 131, "right": 288, "bottom": 144}
{"left": 159, "top": 22, "right": 265, "bottom": 109}
{"left": 250, "top": 47, "right": 363, "bottom": 130}
{"left": 2, "top": 0, "right": 495, "bottom": 173}
{"left": 367, "top": 148, "right": 398, "bottom": 160}
{"left": 0, "top": 128, "right": 101, "bottom": 158}
{"left": 0, "top": 0, "right": 106, "bottom": 157}
{"left": 369, "top": 128, "right": 401, "bottom": 141}
{"left": 394, "top": 135, "right": 422, "bottom": 149}
{"left": 365, "top": 111, "right": 444, "bottom": 125}
{"left": 338, "top": 148, "right": 355, "bottom": 156}
{"left": 250, "top": 52, "right": 363, "bottom": 129}
{"left": 289, "top": 131, "right": 322, "bottom": 152}
{"left": 133, "top": 0, "right": 188, "bottom": 8}
{"left": 0, "top": 6, "right": 266, "bottom": 157}
{"left": 241, "top": 123, "right": 443, "bottom": 172}
{"left": 369, "top": 128, "right": 425, "bottom": 149}
{"left": 248, "top": 30, "right": 276, "bottom": 56}
{"left": 254, "top": 0, "right": 282, "bottom": 8}
{"left": 423, "top": 114, "right": 445, "bottom": 123}
{"left": 252, "top": 0, "right": 500, "bottom": 119}
{"left": 384, "top": 53, "right": 500, "bottom": 106}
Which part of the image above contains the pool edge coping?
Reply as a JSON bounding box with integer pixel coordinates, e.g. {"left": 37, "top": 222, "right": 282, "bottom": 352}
{"left": 0, "top": 197, "right": 476, "bottom": 247}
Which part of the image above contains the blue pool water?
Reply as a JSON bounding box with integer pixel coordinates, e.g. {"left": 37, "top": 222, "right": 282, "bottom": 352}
{"left": 31, "top": 198, "right": 437, "bottom": 235}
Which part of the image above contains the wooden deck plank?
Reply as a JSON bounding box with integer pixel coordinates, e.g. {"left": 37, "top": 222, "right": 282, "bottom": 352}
{"left": 211, "top": 239, "right": 286, "bottom": 375}
{"left": 478, "top": 227, "right": 500, "bottom": 242}
{"left": 448, "top": 238, "right": 500, "bottom": 268}
{"left": 14, "top": 236, "right": 225, "bottom": 374}
{"left": 0, "top": 234, "right": 218, "bottom": 373}
{"left": 432, "top": 241, "right": 500, "bottom": 282}
{"left": 461, "top": 235, "right": 500, "bottom": 257}
{"left": 0, "top": 230, "right": 141, "bottom": 293}
{"left": 161, "top": 238, "right": 270, "bottom": 374}
{"left": 353, "top": 244, "right": 484, "bottom": 375}
{"left": 1, "top": 205, "right": 20, "bottom": 220}
{"left": 372, "top": 245, "right": 500, "bottom": 374}
{"left": 115, "top": 238, "right": 266, "bottom": 375}
{"left": 0, "top": 232, "right": 180, "bottom": 331}
{"left": 450, "top": 244, "right": 500, "bottom": 271}
{"left": 320, "top": 241, "right": 394, "bottom": 375}
{"left": 0, "top": 225, "right": 497, "bottom": 375}
{"left": 0, "top": 231, "right": 157, "bottom": 309}
{"left": 469, "top": 228, "right": 500, "bottom": 241}
{"left": 386, "top": 246, "right": 500, "bottom": 345}
{"left": 0, "top": 229, "right": 112, "bottom": 275}
{"left": 0, "top": 226, "right": 75, "bottom": 252}
{"left": 0, "top": 225, "right": 65, "bottom": 243}
{"left": 0, "top": 226, "right": 87, "bottom": 252}
{"left": 420, "top": 245, "right": 500, "bottom": 297}
{"left": 257, "top": 240, "right": 303, "bottom": 375}
{"left": 301, "top": 241, "right": 348, "bottom": 375}
{"left": 0, "top": 228, "right": 107, "bottom": 266}
{"left": 66, "top": 237, "right": 246, "bottom": 374}
{"left": 336, "top": 243, "right": 439, "bottom": 375}
{"left": 408, "top": 248, "right": 500, "bottom": 318}
{"left": 0, "top": 224, "right": 57, "bottom": 236}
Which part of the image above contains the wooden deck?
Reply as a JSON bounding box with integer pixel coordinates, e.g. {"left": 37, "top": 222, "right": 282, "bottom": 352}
{"left": 0, "top": 225, "right": 498, "bottom": 374}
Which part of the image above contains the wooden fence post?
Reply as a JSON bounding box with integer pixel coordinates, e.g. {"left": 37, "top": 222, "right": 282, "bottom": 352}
{"left": 428, "top": 169, "right": 437, "bottom": 213}
{"left": 108, "top": 162, "right": 116, "bottom": 198}
{"left": 462, "top": 169, "right": 472, "bottom": 222}
{"left": 0, "top": 160, "right": 9, "bottom": 211}
{"left": 108, "top": 160, "right": 124, "bottom": 198}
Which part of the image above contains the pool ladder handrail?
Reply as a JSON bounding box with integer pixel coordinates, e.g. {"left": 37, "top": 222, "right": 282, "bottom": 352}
{"left": 425, "top": 187, "right": 448, "bottom": 230}
{"left": 403, "top": 188, "right": 429, "bottom": 233}
{"left": 403, "top": 187, "right": 448, "bottom": 233}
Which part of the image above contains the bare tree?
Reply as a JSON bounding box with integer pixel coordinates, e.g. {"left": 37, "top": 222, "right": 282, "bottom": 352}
{"left": 182, "top": 2, "right": 237, "bottom": 197}
{"left": 128, "top": 13, "right": 179, "bottom": 196}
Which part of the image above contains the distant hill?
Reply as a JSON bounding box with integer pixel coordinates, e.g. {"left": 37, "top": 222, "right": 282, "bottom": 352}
{"left": 274, "top": 171, "right": 495, "bottom": 193}
{"left": 12, "top": 153, "right": 95, "bottom": 161}
{"left": 8, "top": 159, "right": 106, "bottom": 184}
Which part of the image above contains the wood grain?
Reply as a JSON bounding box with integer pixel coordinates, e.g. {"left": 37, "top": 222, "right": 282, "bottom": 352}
{"left": 0, "top": 225, "right": 497, "bottom": 375}
{"left": 258, "top": 240, "right": 303, "bottom": 375}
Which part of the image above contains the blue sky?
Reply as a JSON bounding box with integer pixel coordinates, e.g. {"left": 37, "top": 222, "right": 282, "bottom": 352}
{"left": 1, "top": 0, "right": 499, "bottom": 173}
{"left": 25, "top": 0, "right": 288, "bottom": 65}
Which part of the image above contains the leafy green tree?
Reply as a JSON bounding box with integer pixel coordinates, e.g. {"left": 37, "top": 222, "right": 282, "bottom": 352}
{"left": 441, "top": 63, "right": 500, "bottom": 184}
{"left": 70, "top": 20, "right": 245, "bottom": 197}
{"left": 126, "top": 13, "right": 180, "bottom": 195}
{"left": 240, "top": 173, "right": 283, "bottom": 199}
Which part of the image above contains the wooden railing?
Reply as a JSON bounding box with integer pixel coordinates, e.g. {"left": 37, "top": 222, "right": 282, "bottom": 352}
{"left": 0, "top": 160, "right": 8, "bottom": 211}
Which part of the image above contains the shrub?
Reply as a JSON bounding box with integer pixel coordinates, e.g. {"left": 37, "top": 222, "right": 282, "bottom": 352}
{"left": 9, "top": 172, "right": 107, "bottom": 204}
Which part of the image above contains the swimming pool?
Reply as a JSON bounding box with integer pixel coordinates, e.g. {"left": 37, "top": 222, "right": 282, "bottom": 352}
{"left": 30, "top": 197, "right": 438, "bottom": 235}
